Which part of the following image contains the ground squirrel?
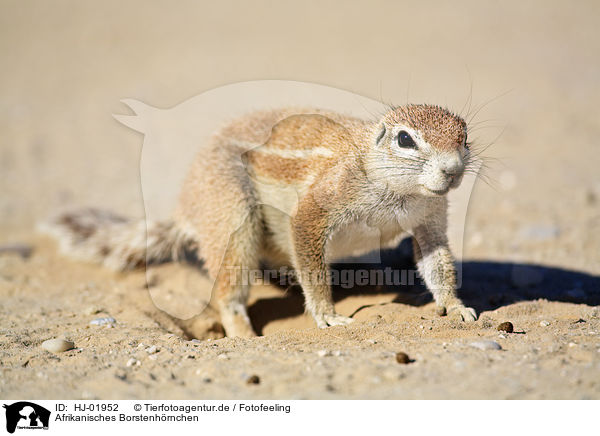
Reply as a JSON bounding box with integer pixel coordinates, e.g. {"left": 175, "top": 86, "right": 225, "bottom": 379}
{"left": 43, "top": 105, "right": 478, "bottom": 337}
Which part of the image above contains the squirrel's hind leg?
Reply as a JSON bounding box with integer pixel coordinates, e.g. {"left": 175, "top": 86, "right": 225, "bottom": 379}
{"left": 176, "top": 214, "right": 260, "bottom": 338}
{"left": 210, "top": 208, "right": 263, "bottom": 338}
{"left": 176, "top": 139, "right": 263, "bottom": 338}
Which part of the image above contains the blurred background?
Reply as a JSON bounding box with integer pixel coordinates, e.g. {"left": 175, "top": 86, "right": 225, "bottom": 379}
{"left": 1, "top": 0, "right": 599, "bottom": 274}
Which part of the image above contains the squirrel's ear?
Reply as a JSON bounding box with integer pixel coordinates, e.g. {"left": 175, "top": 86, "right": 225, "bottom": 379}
{"left": 113, "top": 99, "right": 156, "bottom": 133}
{"left": 375, "top": 124, "right": 386, "bottom": 144}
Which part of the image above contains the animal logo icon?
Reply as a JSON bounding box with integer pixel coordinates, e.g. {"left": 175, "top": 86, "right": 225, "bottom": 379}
{"left": 2, "top": 402, "right": 50, "bottom": 433}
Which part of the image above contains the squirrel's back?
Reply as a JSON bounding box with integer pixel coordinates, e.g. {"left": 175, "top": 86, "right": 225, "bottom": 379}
{"left": 40, "top": 107, "right": 372, "bottom": 272}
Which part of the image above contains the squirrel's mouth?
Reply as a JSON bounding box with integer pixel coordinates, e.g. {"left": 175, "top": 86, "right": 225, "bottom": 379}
{"left": 423, "top": 186, "right": 450, "bottom": 196}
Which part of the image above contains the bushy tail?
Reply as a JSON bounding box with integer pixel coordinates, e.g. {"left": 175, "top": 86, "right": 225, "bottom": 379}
{"left": 39, "top": 208, "right": 197, "bottom": 271}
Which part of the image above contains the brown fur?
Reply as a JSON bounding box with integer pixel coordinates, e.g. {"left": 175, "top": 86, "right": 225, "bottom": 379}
{"left": 42, "top": 105, "right": 477, "bottom": 337}
{"left": 386, "top": 104, "right": 467, "bottom": 151}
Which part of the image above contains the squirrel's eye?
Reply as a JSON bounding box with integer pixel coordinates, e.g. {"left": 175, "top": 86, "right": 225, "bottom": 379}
{"left": 397, "top": 130, "right": 416, "bottom": 148}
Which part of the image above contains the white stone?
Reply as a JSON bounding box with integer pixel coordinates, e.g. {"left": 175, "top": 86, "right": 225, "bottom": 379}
{"left": 126, "top": 358, "right": 140, "bottom": 367}
{"left": 42, "top": 339, "right": 74, "bottom": 353}
{"left": 470, "top": 340, "right": 502, "bottom": 351}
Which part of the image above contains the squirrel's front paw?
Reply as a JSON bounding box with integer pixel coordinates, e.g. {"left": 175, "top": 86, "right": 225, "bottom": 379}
{"left": 315, "top": 313, "right": 354, "bottom": 329}
{"left": 447, "top": 305, "right": 478, "bottom": 322}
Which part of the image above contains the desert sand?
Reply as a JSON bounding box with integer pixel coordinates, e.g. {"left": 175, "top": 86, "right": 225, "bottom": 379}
{"left": 1, "top": 0, "right": 599, "bottom": 399}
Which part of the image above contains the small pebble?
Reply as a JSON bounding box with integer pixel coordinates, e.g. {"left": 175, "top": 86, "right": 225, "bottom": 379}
{"left": 246, "top": 375, "right": 260, "bottom": 385}
{"left": 194, "top": 371, "right": 213, "bottom": 384}
{"left": 42, "top": 339, "right": 75, "bottom": 353}
{"left": 470, "top": 340, "right": 502, "bottom": 351}
{"left": 395, "top": 352, "right": 411, "bottom": 364}
{"left": 84, "top": 306, "right": 102, "bottom": 316}
{"left": 89, "top": 317, "right": 116, "bottom": 326}
{"left": 317, "top": 349, "right": 331, "bottom": 357}
{"left": 126, "top": 358, "right": 140, "bottom": 367}
{"left": 540, "top": 320, "right": 551, "bottom": 327}
{"left": 497, "top": 322, "right": 514, "bottom": 333}
{"left": 146, "top": 345, "right": 158, "bottom": 354}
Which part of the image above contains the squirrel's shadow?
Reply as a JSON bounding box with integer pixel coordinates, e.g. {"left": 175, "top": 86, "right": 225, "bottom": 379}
{"left": 248, "top": 238, "right": 600, "bottom": 335}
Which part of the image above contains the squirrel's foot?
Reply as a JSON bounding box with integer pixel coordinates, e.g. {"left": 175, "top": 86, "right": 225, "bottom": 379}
{"left": 315, "top": 313, "right": 354, "bottom": 329}
{"left": 220, "top": 306, "right": 257, "bottom": 338}
{"left": 436, "top": 303, "right": 477, "bottom": 322}
{"left": 446, "top": 305, "right": 477, "bottom": 322}
{"left": 225, "top": 322, "right": 257, "bottom": 338}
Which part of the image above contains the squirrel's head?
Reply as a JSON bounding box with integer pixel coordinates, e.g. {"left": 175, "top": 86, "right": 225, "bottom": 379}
{"left": 365, "top": 104, "right": 469, "bottom": 197}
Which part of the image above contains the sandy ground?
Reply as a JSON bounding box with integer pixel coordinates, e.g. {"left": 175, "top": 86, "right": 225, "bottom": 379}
{"left": 1, "top": 1, "right": 599, "bottom": 399}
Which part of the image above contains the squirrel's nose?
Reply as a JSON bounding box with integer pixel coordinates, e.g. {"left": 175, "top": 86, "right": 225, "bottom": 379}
{"left": 441, "top": 163, "right": 464, "bottom": 182}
